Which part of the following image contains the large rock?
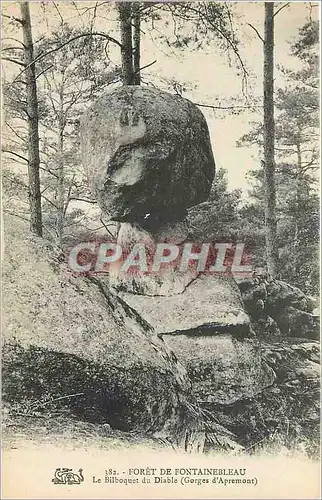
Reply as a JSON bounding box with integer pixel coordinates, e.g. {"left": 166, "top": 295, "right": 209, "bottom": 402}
{"left": 109, "top": 222, "right": 198, "bottom": 296}
{"left": 210, "top": 339, "right": 320, "bottom": 456}
{"left": 80, "top": 86, "right": 215, "bottom": 224}
{"left": 119, "top": 275, "right": 251, "bottom": 335}
{"left": 165, "top": 334, "right": 275, "bottom": 405}
{"left": 119, "top": 274, "right": 274, "bottom": 405}
{"left": 2, "top": 216, "right": 193, "bottom": 441}
{"left": 238, "top": 276, "right": 319, "bottom": 339}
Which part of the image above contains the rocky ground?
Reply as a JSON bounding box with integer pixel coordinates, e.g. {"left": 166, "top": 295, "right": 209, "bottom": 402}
{"left": 2, "top": 215, "right": 320, "bottom": 458}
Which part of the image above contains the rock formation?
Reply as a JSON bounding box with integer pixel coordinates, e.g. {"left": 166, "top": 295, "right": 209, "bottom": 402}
{"left": 80, "top": 86, "right": 283, "bottom": 444}
{"left": 238, "top": 274, "right": 319, "bottom": 339}
{"left": 81, "top": 86, "right": 215, "bottom": 226}
{"left": 2, "top": 215, "right": 195, "bottom": 445}
{"left": 3, "top": 85, "right": 319, "bottom": 456}
{"left": 80, "top": 85, "right": 319, "bottom": 453}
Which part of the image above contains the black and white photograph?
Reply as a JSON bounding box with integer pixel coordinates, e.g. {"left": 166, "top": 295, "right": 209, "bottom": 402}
{"left": 1, "top": 1, "right": 320, "bottom": 498}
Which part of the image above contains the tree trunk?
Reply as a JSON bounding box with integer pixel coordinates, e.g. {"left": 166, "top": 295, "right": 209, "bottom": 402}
{"left": 57, "top": 83, "right": 65, "bottom": 246}
{"left": 294, "top": 137, "right": 302, "bottom": 277}
{"left": 133, "top": 2, "right": 141, "bottom": 85}
{"left": 118, "top": 2, "right": 134, "bottom": 85}
{"left": 263, "top": 2, "right": 278, "bottom": 277}
{"left": 20, "top": 2, "right": 42, "bottom": 237}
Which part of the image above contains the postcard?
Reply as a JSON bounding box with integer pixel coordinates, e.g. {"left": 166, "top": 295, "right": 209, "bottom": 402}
{"left": 1, "top": 1, "right": 320, "bottom": 499}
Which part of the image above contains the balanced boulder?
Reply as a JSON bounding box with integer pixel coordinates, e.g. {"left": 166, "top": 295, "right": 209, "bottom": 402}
{"left": 80, "top": 86, "right": 215, "bottom": 224}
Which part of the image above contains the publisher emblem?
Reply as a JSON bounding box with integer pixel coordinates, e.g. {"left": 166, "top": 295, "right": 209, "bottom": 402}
{"left": 52, "top": 468, "right": 84, "bottom": 485}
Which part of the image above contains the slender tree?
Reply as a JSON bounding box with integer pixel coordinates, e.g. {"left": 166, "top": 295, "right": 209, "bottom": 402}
{"left": 263, "top": 2, "right": 278, "bottom": 276}
{"left": 238, "top": 18, "right": 319, "bottom": 292}
{"left": 20, "top": 2, "right": 42, "bottom": 236}
{"left": 2, "top": 7, "right": 121, "bottom": 243}
{"left": 36, "top": 24, "right": 116, "bottom": 244}
{"left": 118, "top": 2, "right": 134, "bottom": 85}
{"left": 133, "top": 2, "right": 141, "bottom": 85}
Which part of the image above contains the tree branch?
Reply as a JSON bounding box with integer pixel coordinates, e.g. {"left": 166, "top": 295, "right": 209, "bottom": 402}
{"left": 138, "top": 59, "right": 157, "bottom": 73}
{"left": 300, "top": 159, "right": 318, "bottom": 172}
{"left": 100, "top": 216, "right": 115, "bottom": 238}
{"left": 39, "top": 165, "right": 59, "bottom": 179}
{"left": 53, "top": 1, "right": 64, "bottom": 24}
{"left": 4, "top": 122, "right": 27, "bottom": 143}
{"left": 63, "top": 174, "right": 76, "bottom": 216}
{"left": 4, "top": 210, "right": 30, "bottom": 222}
{"left": 1, "top": 46, "right": 24, "bottom": 52}
{"left": 2, "top": 14, "right": 23, "bottom": 24}
{"left": 193, "top": 102, "right": 262, "bottom": 110}
{"left": 12, "top": 32, "right": 122, "bottom": 85}
{"left": 36, "top": 32, "right": 122, "bottom": 59}
{"left": 1, "top": 37, "right": 26, "bottom": 48}
{"left": 68, "top": 197, "right": 97, "bottom": 204}
{"left": 42, "top": 195, "right": 59, "bottom": 209}
{"left": 247, "top": 23, "right": 264, "bottom": 43}
{"left": 1, "top": 56, "right": 26, "bottom": 67}
{"left": 2, "top": 149, "right": 28, "bottom": 163}
{"left": 273, "top": 3, "right": 291, "bottom": 18}
{"left": 205, "top": 7, "right": 249, "bottom": 93}
{"left": 35, "top": 64, "right": 54, "bottom": 80}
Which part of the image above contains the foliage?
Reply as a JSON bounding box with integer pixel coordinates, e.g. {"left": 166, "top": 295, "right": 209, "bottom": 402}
{"left": 140, "top": 2, "right": 247, "bottom": 93}
{"left": 237, "top": 19, "right": 319, "bottom": 293}
{"left": 2, "top": 18, "right": 118, "bottom": 244}
{"left": 141, "top": 2, "right": 240, "bottom": 54}
{"left": 188, "top": 168, "right": 242, "bottom": 242}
